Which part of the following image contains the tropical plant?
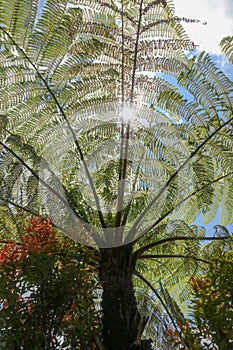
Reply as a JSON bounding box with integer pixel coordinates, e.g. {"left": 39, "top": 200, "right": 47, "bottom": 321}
{"left": 0, "top": 0, "right": 233, "bottom": 349}
{"left": 0, "top": 216, "right": 100, "bottom": 349}
{"left": 166, "top": 239, "right": 233, "bottom": 350}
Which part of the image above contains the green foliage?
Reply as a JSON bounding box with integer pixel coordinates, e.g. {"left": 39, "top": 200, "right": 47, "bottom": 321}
{"left": 0, "top": 0, "right": 232, "bottom": 249}
{"left": 0, "top": 206, "right": 29, "bottom": 240}
{"left": 0, "top": 217, "right": 101, "bottom": 349}
{"left": 220, "top": 36, "right": 233, "bottom": 64}
{"left": 0, "top": 0, "right": 233, "bottom": 347}
{"left": 166, "top": 243, "right": 233, "bottom": 350}
{"left": 189, "top": 248, "right": 233, "bottom": 349}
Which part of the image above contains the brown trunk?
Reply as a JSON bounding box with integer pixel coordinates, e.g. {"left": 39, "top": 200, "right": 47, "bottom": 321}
{"left": 98, "top": 244, "right": 152, "bottom": 350}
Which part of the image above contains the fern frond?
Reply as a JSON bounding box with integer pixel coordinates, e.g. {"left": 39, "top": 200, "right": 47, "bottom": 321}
{"left": 220, "top": 36, "right": 233, "bottom": 64}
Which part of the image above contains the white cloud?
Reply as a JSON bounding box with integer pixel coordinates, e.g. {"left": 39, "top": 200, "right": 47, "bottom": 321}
{"left": 174, "top": 0, "right": 233, "bottom": 53}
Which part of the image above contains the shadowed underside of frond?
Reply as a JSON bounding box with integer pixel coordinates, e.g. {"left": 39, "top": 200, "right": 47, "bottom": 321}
{"left": 0, "top": 0, "right": 232, "bottom": 249}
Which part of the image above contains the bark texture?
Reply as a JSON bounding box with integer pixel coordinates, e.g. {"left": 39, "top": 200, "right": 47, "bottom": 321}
{"left": 99, "top": 244, "right": 152, "bottom": 350}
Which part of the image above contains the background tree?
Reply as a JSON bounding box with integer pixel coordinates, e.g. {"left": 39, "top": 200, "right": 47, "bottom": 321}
{"left": 0, "top": 1, "right": 233, "bottom": 349}
{"left": 166, "top": 237, "right": 233, "bottom": 350}
{"left": 0, "top": 215, "right": 100, "bottom": 349}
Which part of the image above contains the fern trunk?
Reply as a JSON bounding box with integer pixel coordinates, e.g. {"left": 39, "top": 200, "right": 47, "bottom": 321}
{"left": 99, "top": 244, "right": 151, "bottom": 350}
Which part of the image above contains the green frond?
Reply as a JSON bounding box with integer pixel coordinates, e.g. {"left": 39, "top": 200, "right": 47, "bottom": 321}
{"left": 159, "top": 283, "right": 186, "bottom": 325}
{"left": 220, "top": 176, "right": 233, "bottom": 225}
{"left": 177, "top": 54, "right": 233, "bottom": 121}
{"left": 0, "top": 0, "right": 38, "bottom": 49}
{"left": 138, "top": 38, "right": 197, "bottom": 55}
{"left": 137, "top": 55, "right": 189, "bottom": 76}
{"left": 70, "top": 0, "right": 122, "bottom": 18}
{"left": 0, "top": 205, "right": 29, "bottom": 240}
{"left": 134, "top": 222, "right": 207, "bottom": 318}
{"left": 220, "top": 36, "right": 233, "bottom": 64}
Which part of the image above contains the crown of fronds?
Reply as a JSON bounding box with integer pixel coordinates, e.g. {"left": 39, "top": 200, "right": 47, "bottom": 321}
{"left": 0, "top": 0, "right": 232, "bottom": 246}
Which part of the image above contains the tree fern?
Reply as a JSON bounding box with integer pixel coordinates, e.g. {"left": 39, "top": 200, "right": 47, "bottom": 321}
{"left": 0, "top": 1, "right": 233, "bottom": 348}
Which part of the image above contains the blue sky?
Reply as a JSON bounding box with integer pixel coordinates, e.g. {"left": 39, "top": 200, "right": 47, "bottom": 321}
{"left": 175, "top": 0, "right": 233, "bottom": 55}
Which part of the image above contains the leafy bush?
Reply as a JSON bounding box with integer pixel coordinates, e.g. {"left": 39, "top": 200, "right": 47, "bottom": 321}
{"left": 0, "top": 217, "right": 101, "bottom": 349}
